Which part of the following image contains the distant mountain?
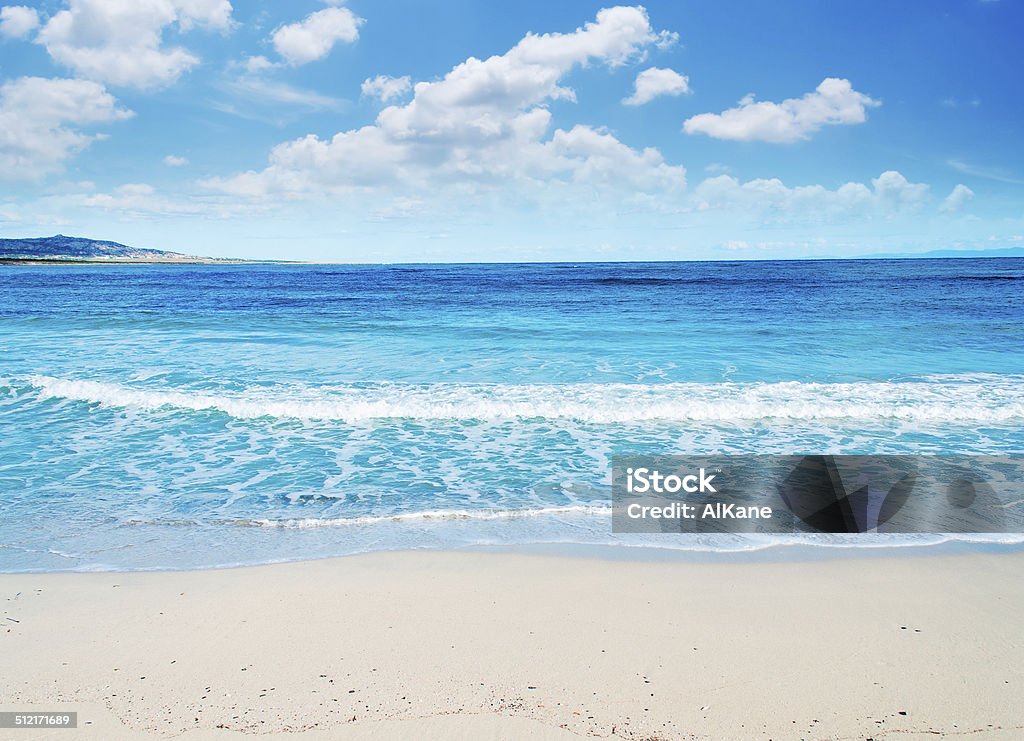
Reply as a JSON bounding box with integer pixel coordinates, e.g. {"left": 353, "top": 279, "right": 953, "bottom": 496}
{"left": 0, "top": 234, "right": 210, "bottom": 262}
{"left": 858, "top": 245, "right": 1024, "bottom": 260}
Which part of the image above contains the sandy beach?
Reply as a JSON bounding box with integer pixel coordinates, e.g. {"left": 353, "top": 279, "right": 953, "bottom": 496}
{"left": 1, "top": 548, "right": 1022, "bottom": 740}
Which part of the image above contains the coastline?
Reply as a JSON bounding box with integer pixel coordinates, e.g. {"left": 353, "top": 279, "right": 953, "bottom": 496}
{"left": 4, "top": 254, "right": 1024, "bottom": 266}
{"left": 0, "top": 259, "right": 297, "bottom": 266}
{"left": 3, "top": 547, "right": 1023, "bottom": 740}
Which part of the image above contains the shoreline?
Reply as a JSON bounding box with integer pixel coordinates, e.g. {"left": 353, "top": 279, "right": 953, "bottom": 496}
{"left": 0, "top": 259, "right": 300, "bottom": 266}
{"left": 5, "top": 536, "right": 1024, "bottom": 575}
{"left": 3, "top": 548, "right": 1023, "bottom": 739}
{"left": 3, "top": 254, "right": 1024, "bottom": 266}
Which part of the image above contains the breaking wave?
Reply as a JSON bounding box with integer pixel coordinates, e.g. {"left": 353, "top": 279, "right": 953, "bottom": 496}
{"left": 17, "top": 374, "right": 1024, "bottom": 424}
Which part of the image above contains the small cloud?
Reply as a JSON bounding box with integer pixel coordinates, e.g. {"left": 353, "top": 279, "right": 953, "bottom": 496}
{"left": 940, "top": 183, "right": 974, "bottom": 213}
{"left": 704, "top": 163, "right": 731, "bottom": 174}
{"left": 654, "top": 30, "right": 679, "bottom": 49}
{"left": 272, "top": 6, "right": 363, "bottom": 66}
{"left": 163, "top": 154, "right": 188, "bottom": 167}
{"left": 0, "top": 5, "right": 39, "bottom": 39}
{"left": 623, "top": 67, "right": 689, "bottom": 106}
{"left": 244, "top": 55, "right": 279, "bottom": 73}
{"left": 684, "top": 78, "right": 880, "bottom": 143}
{"left": 947, "top": 158, "right": 1024, "bottom": 185}
{"left": 941, "top": 97, "right": 982, "bottom": 108}
{"left": 361, "top": 74, "right": 412, "bottom": 103}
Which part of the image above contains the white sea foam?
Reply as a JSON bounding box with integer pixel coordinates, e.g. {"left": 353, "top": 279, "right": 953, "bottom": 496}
{"left": 231, "top": 505, "right": 614, "bottom": 529}
{"left": 20, "top": 374, "right": 1024, "bottom": 424}
{"left": 127, "top": 508, "right": 1024, "bottom": 554}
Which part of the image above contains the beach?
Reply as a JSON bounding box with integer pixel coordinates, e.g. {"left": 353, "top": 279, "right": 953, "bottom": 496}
{"left": 3, "top": 547, "right": 1023, "bottom": 740}
{"left": 3, "top": 0, "right": 1023, "bottom": 736}
{"left": 3, "top": 262, "right": 1023, "bottom": 739}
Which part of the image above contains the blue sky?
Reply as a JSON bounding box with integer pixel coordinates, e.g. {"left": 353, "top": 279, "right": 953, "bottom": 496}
{"left": 1, "top": 0, "right": 1022, "bottom": 261}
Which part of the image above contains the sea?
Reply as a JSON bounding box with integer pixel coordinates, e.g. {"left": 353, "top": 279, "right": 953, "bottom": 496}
{"left": 2, "top": 259, "right": 1023, "bottom": 571}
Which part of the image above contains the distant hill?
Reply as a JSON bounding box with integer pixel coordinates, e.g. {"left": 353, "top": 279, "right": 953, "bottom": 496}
{"left": 0, "top": 235, "right": 220, "bottom": 262}
{"left": 859, "top": 245, "right": 1024, "bottom": 260}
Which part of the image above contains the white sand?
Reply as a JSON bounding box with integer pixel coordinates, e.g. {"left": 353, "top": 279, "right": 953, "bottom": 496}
{"left": 2, "top": 548, "right": 1023, "bottom": 740}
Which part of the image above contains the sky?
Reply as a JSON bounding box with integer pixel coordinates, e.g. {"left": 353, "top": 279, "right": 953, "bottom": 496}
{"left": 0, "top": 0, "right": 1022, "bottom": 262}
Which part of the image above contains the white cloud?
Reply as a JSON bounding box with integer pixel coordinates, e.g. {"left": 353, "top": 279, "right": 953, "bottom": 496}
{"left": 243, "top": 55, "right": 278, "bottom": 73}
{"left": 653, "top": 29, "right": 679, "bottom": 49}
{"left": 941, "top": 96, "right": 981, "bottom": 108}
{"left": 947, "top": 158, "right": 1024, "bottom": 185}
{"left": 0, "top": 5, "right": 39, "bottom": 39}
{"left": 871, "top": 170, "right": 930, "bottom": 205}
{"left": 940, "top": 183, "right": 974, "bottom": 213}
{"left": 79, "top": 182, "right": 251, "bottom": 218}
{"left": 223, "top": 75, "right": 344, "bottom": 111}
{"left": 208, "top": 6, "right": 684, "bottom": 201}
{"left": 271, "top": 7, "right": 362, "bottom": 66}
{"left": 361, "top": 74, "right": 412, "bottom": 103}
{"left": 36, "top": 0, "right": 233, "bottom": 89}
{"left": 622, "top": 66, "right": 689, "bottom": 106}
{"left": 693, "top": 170, "right": 929, "bottom": 219}
{"left": 163, "top": 154, "right": 188, "bottom": 166}
{"left": 0, "top": 76, "right": 133, "bottom": 179}
{"left": 544, "top": 125, "right": 684, "bottom": 192}
{"left": 683, "top": 78, "right": 880, "bottom": 143}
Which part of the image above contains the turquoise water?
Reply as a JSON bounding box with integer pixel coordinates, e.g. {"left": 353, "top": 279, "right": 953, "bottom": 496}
{"left": 2, "top": 259, "right": 1023, "bottom": 570}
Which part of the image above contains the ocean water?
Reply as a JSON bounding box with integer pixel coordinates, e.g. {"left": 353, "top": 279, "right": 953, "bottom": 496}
{"left": 1, "top": 259, "right": 1023, "bottom": 571}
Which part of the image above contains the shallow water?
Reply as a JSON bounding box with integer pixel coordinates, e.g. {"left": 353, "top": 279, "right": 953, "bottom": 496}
{"left": 2, "top": 259, "right": 1022, "bottom": 570}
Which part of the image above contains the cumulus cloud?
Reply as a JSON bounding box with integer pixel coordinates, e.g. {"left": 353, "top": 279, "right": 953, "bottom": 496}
{"left": 271, "top": 6, "right": 362, "bottom": 66}
{"left": 163, "top": 154, "right": 188, "bottom": 166}
{"left": 207, "top": 6, "right": 685, "bottom": 201}
{"left": 0, "top": 5, "right": 39, "bottom": 39}
{"left": 693, "top": 170, "right": 929, "bottom": 218}
{"left": 36, "top": 0, "right": 233, "bottom": 89}
{"left": 361, "top": 74, "right": 412, "bottom": 103}
{"left": 545, "top": 124, "right": 684, "bottom": 192}
{"left": 940, "top": 183, "right": 974, "bottom": 213}
{"left": 622, "top": 66, "right": 689, "bottom": 106}
{"left": 0, "top": 76, "right": 133, "bottom": 179}
{"left": 683, "top": 78, "right": 880, "bottom": 143}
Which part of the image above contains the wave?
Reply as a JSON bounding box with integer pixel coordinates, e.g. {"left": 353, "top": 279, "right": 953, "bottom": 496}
{"left": 15, "top": 374, "right": 1024, "bottom": 424}
{"left": 222, "top": 505, "right": 614, "bottom": 529}
{"left": 120, "top": 507, "right": 1024, "bottom": 554}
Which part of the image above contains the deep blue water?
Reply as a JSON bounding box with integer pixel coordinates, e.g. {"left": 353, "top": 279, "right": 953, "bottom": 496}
{"left": 1, "top": 259, "right": 1023, "bottom": 570}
